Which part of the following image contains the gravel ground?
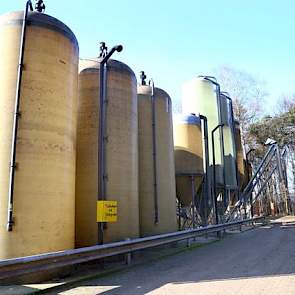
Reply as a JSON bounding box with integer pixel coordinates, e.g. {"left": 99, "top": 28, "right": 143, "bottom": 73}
{"left": 42, "top": 216, "right": 295, "bottom": 295}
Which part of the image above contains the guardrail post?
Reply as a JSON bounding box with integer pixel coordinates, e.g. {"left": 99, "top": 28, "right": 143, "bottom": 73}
{"left": 186, "top": 238, "right": 191, "bottom": 247}
{"left": 216, "top": 231, "right": 221, "bottom": 239}
{"left": 125, "top": 238, "right": 131, "bottom": 265}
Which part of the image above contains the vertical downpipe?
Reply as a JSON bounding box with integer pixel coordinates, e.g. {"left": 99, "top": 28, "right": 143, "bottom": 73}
{"left": 97, "top": 43, "right": 123, "bottom": 244}
{"left": 221, "top": 92, "right": 239, "bottom": 201}
{"left": 7, "top": 1, "right": 33, "bottom": 232}
{"left": 201, "top": 77, "right": 226, "bottom": 210}
{"left": 212, "top": 124, "right": 224, "bottom": 225}
{"left": 200, "top": 114, "right": 210, "bottom": 225}
{"left": 191, "top": 176, "right": 196, "bottom": 228}
{"left": 98, "top": 61, "right": 107, "bottom": 244}
{"left": 149, "top": 79, "right": 159, "bottom": 224}
{"left": 228, "top": 98, "right": 239, "bottom": 187}
{"left": 212, "top": 127, "right": 218, "bottom": 225}
{"left": 216, "top": 87, "right": 227, "bottom": 207}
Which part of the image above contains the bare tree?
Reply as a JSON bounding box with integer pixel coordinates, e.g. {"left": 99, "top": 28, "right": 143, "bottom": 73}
{"left": 277, "top": 94, "right": 295, "bottom": 114}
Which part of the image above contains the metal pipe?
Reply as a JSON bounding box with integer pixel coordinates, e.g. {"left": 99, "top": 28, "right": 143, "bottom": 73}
{"left": 253, "top": 165, "right": 277, "bottom": 202}
{"left": 245, "top": 148, "right": 255, "bottom": 217}
{"left": 227, "top": 145, "right": 279, "bottom": 221}
{"left": 149, "top": 78, "right": 159, "bottom": 224}
{"left": 199, "top": 114, "right": 210, "bottom": 225}
{"left": 275, "top": 146, "right": 284, "bottom": 181}
{"left": 200, "top": 76, "right": 227, "bottom": 213}
{"left": 218, "top": 96, "right": 227, "bottom": 206}
{"left": 275, "top": 146, "right": 289, "bottom": 214}
{"left": 191, "top": 176, "right": 196, "bottom": 228}
{"left": 242, "top": 144, "right": 277, "bottom": 195}
{"left": 204, "top": 78, "right": 226, "bottom": 198}
{"left": 198, "top": 75, "right": 218, "bottom": 83}
{"left": 212, "top": 124, "right": 225, "bottom": 225}
{"left": 220, "top": 92, "right": 239, "bottom": 191}
{"left": 98, "top": 43, "right": 123, "bottom": 244}
{"left": 281, "top": 148, "right": 289, "bottom": 188}
{"left": 7, "top": 0, "right": 33, "bottom": 232}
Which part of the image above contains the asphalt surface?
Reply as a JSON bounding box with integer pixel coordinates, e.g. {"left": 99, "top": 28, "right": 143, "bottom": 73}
{"left": 46, "top": 216, "right": 295, "bottom": 295}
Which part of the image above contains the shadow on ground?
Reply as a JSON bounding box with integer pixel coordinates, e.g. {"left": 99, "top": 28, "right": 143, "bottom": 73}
{"left": 40, "top": 217, "right": 295, "bottom": 295}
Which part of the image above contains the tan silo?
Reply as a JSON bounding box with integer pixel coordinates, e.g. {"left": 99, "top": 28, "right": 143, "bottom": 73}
{"left": 137, "top": 80, "right": 177, "bottom": 237}
{"left": 173, "top": 114, "right": 204, "bottom": 207}
{"left": 75, "top": 58, "right": 139, "bottom": 246}
{"left": 0, "top": 10, "right": 78, "bottom": 259}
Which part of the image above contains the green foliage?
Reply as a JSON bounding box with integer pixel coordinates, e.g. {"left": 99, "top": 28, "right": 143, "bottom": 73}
{"left": 250, "top": 106, "right": 295, "bottom": 146}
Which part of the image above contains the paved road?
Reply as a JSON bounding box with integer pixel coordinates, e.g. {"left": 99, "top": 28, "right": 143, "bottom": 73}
{"left": 47, "top": 216, "right": 295, "bottom": 295}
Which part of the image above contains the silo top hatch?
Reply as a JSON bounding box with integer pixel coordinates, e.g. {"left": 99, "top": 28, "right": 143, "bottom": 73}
{"left": 79, "top": 58, "right": 136, "bottom": 80}
{"left": 137, "top": 84, "right": 172, "bottom": 109}
{"left": 0, "top": 11, "right": 79, "bottom": 51}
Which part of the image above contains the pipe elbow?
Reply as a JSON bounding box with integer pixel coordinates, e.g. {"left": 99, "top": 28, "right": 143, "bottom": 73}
{"left": 115, "top": 45, "right": 123, "bottom": 52}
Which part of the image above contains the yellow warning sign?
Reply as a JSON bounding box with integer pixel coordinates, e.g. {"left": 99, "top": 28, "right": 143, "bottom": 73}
{"left": 97, "top": 200, "right": 117, "bottom": 222}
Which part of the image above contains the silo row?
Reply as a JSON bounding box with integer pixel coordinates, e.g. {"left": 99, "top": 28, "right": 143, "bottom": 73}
{"left": 75, "top": 63, "right": 177, "bottom": 247}
{"left": 0, "top": 6, "right": 178, "bottom": 259}
{"left": 0, "top": 6, "right": 248, "bottom": 260}
{"left": 177, "top": 76, "right": 246, "bottom": 220}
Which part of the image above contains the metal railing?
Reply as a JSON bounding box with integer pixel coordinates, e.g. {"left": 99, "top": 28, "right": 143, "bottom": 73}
{"left": 0, "top": 216, "right": 264, "bottom": 283}
{"left": 226, "top": 143, "right": 289, "bottom": 221}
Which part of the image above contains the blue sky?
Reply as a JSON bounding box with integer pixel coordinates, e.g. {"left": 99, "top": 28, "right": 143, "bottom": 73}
{"left": 1, "top": 0, "right": 295, "bottom": 114}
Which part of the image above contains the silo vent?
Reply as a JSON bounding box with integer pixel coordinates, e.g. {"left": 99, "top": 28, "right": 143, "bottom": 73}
{"left": 99, "top": 42, "right": 108, "bottom": 58}
{"left": 140, "top": 71, "right": 147, "bottom": 85}
{"left": 35, "top": 0, "right": 45, "bottom": 13}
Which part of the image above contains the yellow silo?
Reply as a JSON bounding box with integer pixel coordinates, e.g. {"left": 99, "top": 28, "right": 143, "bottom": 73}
{"left": 0, "top": 10, "right": 78, "bottom": 259}
{"left": 76, "top": 58, "right": 139, "bottom": 247}
{"left": 173, "top": 114, "right": 204, "bottom": 207}
{"left": 234, "top": 121, "right": 246, "bottom": 190}
{"left": 137, "top": 81, "right": 177, "bottom": 237}
{"left": 182, "top": 77, "right": 224, "bottom": 187}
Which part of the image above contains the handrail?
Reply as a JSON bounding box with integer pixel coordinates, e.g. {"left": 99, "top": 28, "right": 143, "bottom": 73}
{"left": 242, "top": 144, "right": 277, "bottom": 196}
